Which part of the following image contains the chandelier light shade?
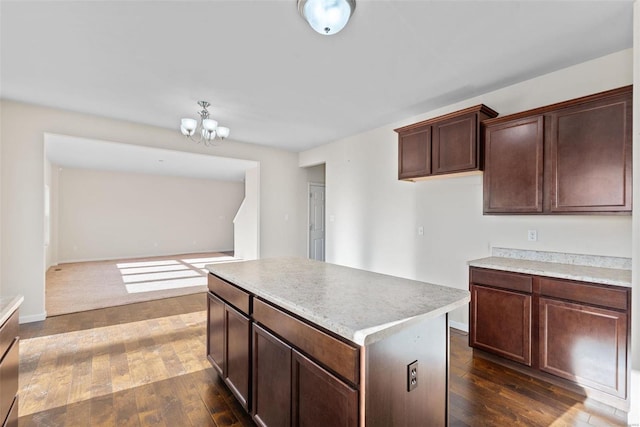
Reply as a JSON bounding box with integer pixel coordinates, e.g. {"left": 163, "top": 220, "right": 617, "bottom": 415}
{"left": 180, "top": 101, "right": 230, "bottom": 146}
{"left": 297, "top": 0, "right": 356, "bottom": 35}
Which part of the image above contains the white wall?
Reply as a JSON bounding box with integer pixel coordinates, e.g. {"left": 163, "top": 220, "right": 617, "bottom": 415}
{"left": 55, "top": 167, "right": 243, "bottom": 262}
{"left": 300, "top": 48, "right": 633, "bottom": 329}
{"left": 0, "top": 102, "right": 305, "bottom": 321}
{"left": 306, "top": 163, "right": 325, "bottom": 184}
{"left": 234, "top": 166, "right": 260, "bottom": 260}
{"left": 300, "top": 127, "right": 417, "bottom": 277}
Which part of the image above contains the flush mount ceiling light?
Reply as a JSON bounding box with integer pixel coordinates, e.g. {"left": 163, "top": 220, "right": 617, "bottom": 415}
{"left": 297, "top": 0, "right": 356, "bottom": 35}
{"left": 180, "top": 101, "right": 230, "bottom": 146}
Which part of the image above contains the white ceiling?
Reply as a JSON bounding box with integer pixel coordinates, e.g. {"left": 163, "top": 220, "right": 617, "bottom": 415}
{"left": 45, "top": 134, "right": 258, "bottom": 182}
{"left": 0, "top": 1, "right": 634, "bottom": 153}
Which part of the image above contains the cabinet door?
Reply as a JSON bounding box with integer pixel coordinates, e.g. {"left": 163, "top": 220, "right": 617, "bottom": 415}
{"left": 539, "top": 297, "right": 627, "bottom": 398}
{"left": 0, "top": 339, "right": 18, "bottom": 426}
{"left": 252, "top": 325, "right": 292, "bottom": 427}
{"left": 225, "top": 305, "right": 251, "bottom": 411}
{"left": 398, "top": 126, "right": 431, "bottom": 180}
{"left": 0, "top": 310, "right": 18, "bottom": 362}
{"left": 484, "top": 116, "right": 544, "bottom": 214}
{"left": 3, "top": 395, "right": 17, "bottom": 427}
{"left": 432, "top": 112, "right": 478, "bottom": 174}
{"left": 470, "top": 284, "right": 532, "bottom": 365}
{"left": 207, "top": 293, "right": 225, "bottom": 376}
{"left": 292, "top": 350, "right": 358, "bottom": 427}
{"left": 548, "top": 91, "right": 632, "bottom": 213}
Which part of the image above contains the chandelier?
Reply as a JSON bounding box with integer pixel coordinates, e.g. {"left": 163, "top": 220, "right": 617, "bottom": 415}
{"left": 297, "top": 0, "right": 356, "bottom": 35}
{"left": 180, "top": 101, "right": 230, "bottom": 146}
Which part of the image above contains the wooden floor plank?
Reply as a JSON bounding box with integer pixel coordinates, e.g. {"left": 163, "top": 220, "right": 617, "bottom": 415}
{"left": 449, "top": 329, "right": 627, "bottom": 427}
{"left": 90, "top": 394, "right": 116, "bottom": 427}
{"left": 17, "top": 293, "right": 628, "bottom": 426}
{"left": 113, "top": 388, "right": 141, "bottom": 427}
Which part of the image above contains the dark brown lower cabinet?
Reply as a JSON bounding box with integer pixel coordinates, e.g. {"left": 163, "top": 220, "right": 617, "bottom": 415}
{"left": 3, "top": 395, "right": 17, "bottom": 427}
{"left": 206, "top": 290, "right": 251, "bottom": 411}
{"left": 469, "top": 267, "right": 631, "bottom": 410}
{"left": 539, "top": 297, "right": 627, "bottom": 398}
{"left": 0, "top": 309, "right": 19, "bottom": 427}
{"left": 470, "top": 284, "right": 531, "bottom": 366}
{"left": 0, "top": 341, "right": 18, "bottom": 417}
{"left": 225, "top": 305, "right": 251, "bottom": 410}
{"left": 252, "top": 324, "right": 358, "bottom": 427}
{"left": 292, "top": 350, "right": 358, "bottom": 427}
{"left": 207, "top": 293, "right": 225, "bottom": 375}
{"left": 252, "top": 324, "right": 292, "bottom": 427}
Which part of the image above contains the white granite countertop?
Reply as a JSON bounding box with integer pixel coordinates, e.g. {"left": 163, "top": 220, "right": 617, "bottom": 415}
{"left": 0, "top": 295, "right": 24, "bottom": 326}
{"left": 206, "top": 258, "right": 470, "bottom": 346}
{"left": 468, "top": 248, "right": 631, "bottom": 288}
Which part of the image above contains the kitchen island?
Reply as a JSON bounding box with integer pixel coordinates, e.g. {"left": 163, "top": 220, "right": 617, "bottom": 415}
{"left": 0, "top": 295, "right": 23, "bottom": 427}
{"left": 205, "top": 257, "right": 469, "bottom": 427}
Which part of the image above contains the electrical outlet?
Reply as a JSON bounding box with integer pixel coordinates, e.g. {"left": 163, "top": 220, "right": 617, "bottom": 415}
{"left": 418, "top": 226, "right": 424, "bottom": 236}
{"left": 407, "top": 360, "right": 418, "bottom": 392}
{"left": 527, "top": 229, "right": 538, "bottom": 241}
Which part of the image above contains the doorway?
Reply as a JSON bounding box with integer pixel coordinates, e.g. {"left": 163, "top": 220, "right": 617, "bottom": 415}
{"left": 308, "top": 183, "right": 326, "bottom": 261}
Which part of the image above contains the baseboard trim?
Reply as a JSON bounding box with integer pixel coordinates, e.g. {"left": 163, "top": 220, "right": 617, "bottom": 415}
{"left": 20, "top": 311, "right": 47, "bottom": 324}
{"left": 58, "top": 250, "right": 235, "bottom": 264}
{"left": 449, "top": 320, "right": 469, "bottom": 333}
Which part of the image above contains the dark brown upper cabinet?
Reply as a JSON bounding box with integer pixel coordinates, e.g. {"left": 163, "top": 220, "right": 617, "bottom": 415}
{"left": 484, "top": 116, "right": 545, "bottom": 214}
{"left": 398, "top": 126, "right": 431, "bottom": 180}
{"left": 483, "top": 85, "right": 632, "bottom": 215}
{"left": 395, "top": 105, "right": 498, "bottom": 181}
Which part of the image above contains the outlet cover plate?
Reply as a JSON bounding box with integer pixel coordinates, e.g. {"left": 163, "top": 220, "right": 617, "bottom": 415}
{"left": 407, "top": 360, "right": 418, "bottom": 392}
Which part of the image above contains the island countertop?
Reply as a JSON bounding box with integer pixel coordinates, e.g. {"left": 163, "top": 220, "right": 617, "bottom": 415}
{"left": 205, "top": 257, "right": 470, "bottom": 346}
{"left": 0, "top": 295, "right": 23, "bottom": 326}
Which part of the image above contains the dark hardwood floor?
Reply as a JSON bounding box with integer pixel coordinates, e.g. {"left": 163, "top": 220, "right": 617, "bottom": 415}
{"left": 18, "top": 294, "right": 627, "bottom": 426}
{"left": 448, "top": 329, "right": 627, "bottom": 427}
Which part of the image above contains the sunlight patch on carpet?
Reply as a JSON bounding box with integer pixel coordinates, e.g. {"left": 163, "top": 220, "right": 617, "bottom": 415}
{"left": 122, "top": 269, "right": 201, "bottom": 284}
{"left": 118, "top": 264, "right": 191, "bottom": 275}
{"left": 125, "top": 276, "right": 206, "bottom": 293}
{"left": 116, "top": 259, "right": 181, "bottom": 268}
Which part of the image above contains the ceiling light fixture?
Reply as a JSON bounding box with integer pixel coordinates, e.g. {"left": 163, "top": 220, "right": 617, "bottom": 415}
{"left": 297, "top": 0, "right": 356, "bottom": 35}
{"left": 180, "top": 101, "right": 230, "bottom": 146}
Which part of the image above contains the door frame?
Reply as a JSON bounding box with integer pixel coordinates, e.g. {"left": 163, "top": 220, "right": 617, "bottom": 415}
{"left": 307, "top": 182, "right": 326, "bottom": 261}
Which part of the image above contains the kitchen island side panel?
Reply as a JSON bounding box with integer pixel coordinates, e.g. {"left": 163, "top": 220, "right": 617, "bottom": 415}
{"left": 365, "top": 313, "right": 448, "bottom": 427}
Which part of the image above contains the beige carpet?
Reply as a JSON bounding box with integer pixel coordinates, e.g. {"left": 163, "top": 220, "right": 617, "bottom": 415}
{"left": 46, "top": 252, "right": 240, "bottom": 316}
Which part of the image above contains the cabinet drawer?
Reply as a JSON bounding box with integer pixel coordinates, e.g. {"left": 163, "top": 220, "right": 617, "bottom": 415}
{"left": 208, "top": 274, "right": 251, "bottom": 315}
{"left": 0, "top": 339, "right": 18, "bottom": 425}
{"left": 0, "top": 311, "right": 18, "bottom": 362}
{"left": 253, "top": 299, "right": 359, "bottom": 385}
{"left": 470, "top": 267, "right": 532, "bottom": 293}
{"left": 539, "top": 278, "right": 628, "bottom": 311}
